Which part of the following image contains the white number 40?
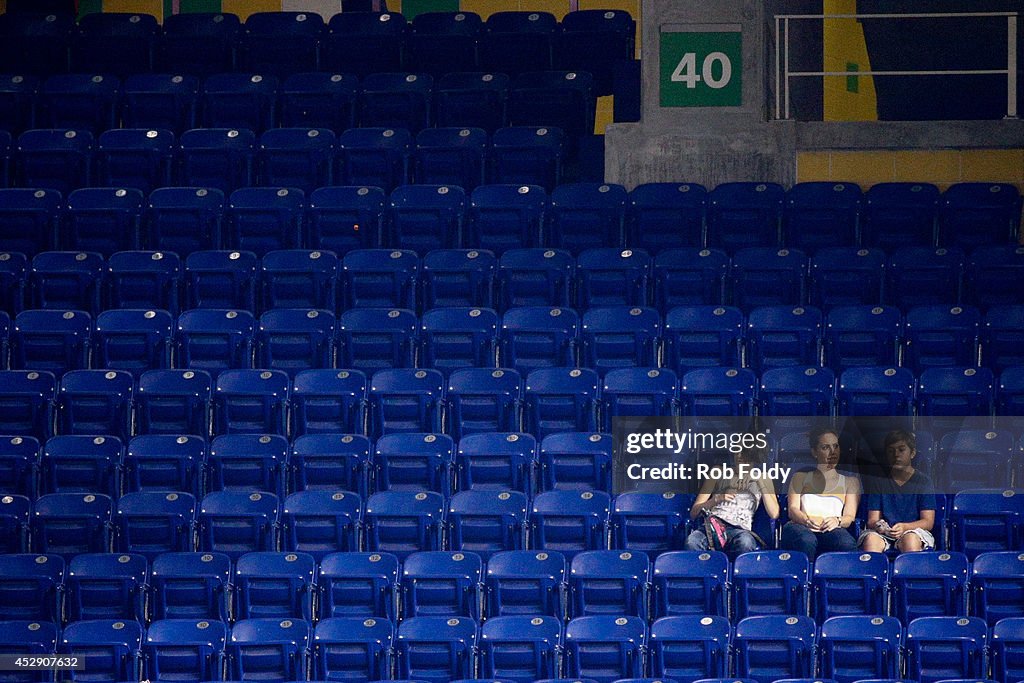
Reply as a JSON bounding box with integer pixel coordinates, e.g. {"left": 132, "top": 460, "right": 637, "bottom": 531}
{"left": 671, "top": 51, "right": 733, "bottom": 89}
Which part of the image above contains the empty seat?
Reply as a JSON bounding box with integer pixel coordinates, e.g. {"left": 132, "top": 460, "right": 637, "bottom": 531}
{"left": 95, "top": 128, "right": 175, "bottom": 194}
{"left": 29, "top": 250, "right": 104, "bottom": 314}
{"left": 0, "top": 251, "right": 27, "bottom": 315}
{"left": 369, "top": 368, "right": 445, "bottom": 436}
{"left": 402, "top": 551, "right": 483, "bottom": 618}
{"left": 733, "top": 615, "right": 816, "bottom": 683}
{"left": 156, "top": 13, "right": 241, "bottom": 76}
{"left": 227, "top": 187, "right": 303, "bottom": 256}
{"left": 888, "top": 247, "right": 965, "bottom": 309}
{"left": 905, "top": 616, "right": 987, "bottom": 683}
{"left": 318, "top": 551, "right": 399, "bottom": 620}
{"left": 175, "top": 309, "right": 256, "bottom": 377}
{"left": 179, "top": 129, "right": 256, "bottom": 195}
{"left": 678, "top": 367, "right": 757, "bottom": 420}
{"left": 0, "top": 435, "right": 39, "bottom": 497}
{"left": 291, "top": 371, "right": 367, "bottom": 438}
{"left": 408, "top": 11, "right": 483, "bottom": 77}
{"left": 825, "top": 306, "right": 902, "bottom": 371}
{"left": 447, "top": 490, "right": 527, "bottom": 559}
{"left": 970, "top": 551, "right": 1024, "bottom": 626}
{"left": 453, "top": 430, "right": 533, "bottom": 493}
{"left": 307, "top": 186, "right": 385, "bottom": 255}
{"left": 373, "top": 432, "right": 453, "bottom": 495}
{"left": 862, "top": 182, "right": 940, "bottom": 250}
{"left": 524, "top": 368, "right": 599, "bottom": 439}
{"left": 201, "top": 73, "right": 278, "bottom": 133}
{"left": 892, "top": 551, "right": 968, "bottom": 622}
{"left": 423, "top": 250, "right": 497, "bottom": 309}
{"left": 342, "top": 248, "right": 418, "bottom": 310}
{"left": 602, "top": 367, "right": 677, "bottom": 421}
{"left": 539, "top": 432, "right": 612, "bottom": 493}
{"left": 11, "top": 309, "right": 90, "bottom": 374}
{"left": 966, "top": 245, "right": 1024, "bottom": 309}
{"left": 15, "top": 129, "right": 93, "bottom": 195}
{"left": 0, "top": 371, "right": 52, "bottom": 443}
{"left": 758, "top": 366, "right": 835, "bottom": 422}
{"left": 654, "top": 248, "right": 730, "bottom": 309}
{"left": 0, "top": 553, "right": 64, "bottom": 622}
{"left": 627, "top": 183, "right": 706, "bottom": 253}
{"left": 234, "top": 551, "right": 315, "bottom": 620}
{"left": 0, "top": 188, "right": 61, "bottom": 257}
{"left": 436, "top": 72, "right": 511, "bottom": 134}
{"left": 0, "top": 619, "right": 59, "bottom": 675}
{"left": 337, "top": 308, "right": 417, "bottom": 372}
{"left": 65, "top": 552, "right": 147, "bottom": 623}
{"left": 509, "top": 71, "right": 596, "bottom": 151}
{"left": 992, "top": 617, "right": 1024, "bottom": 683}
{"left": 950, "top": 488, "right": 1024, "bottom": 558}
{"left": 650, "top": 551, "right": 729, "bottom": 618}
{"left": 610, "top": 493, "right": 690, "bottom": 561}
{"left": 0, "top": 495, "right": 30, "bottom": 554}
{"left": 810, "top": 248, "right": 886, "bottom": 311}
{"left": 360, "top": 73, "right": 433, "bottom": 134}
{"left": 0, "top": 74, "right": 38, "bottom": 137}
{"left": 576, "top": 248, "right": 649, "bottom": 310}
{"left": 563, "top": 615, "right": 645, "bottom": 683}
{"left": 415, "top": 127, "right": 487, "bottom": 190}
{"left": 150, "top": 551, "right": 231, "bottom": 621}
{"left": 258, "top": 309, "right": 335, "bottom": 377}
{"left": 420, "top": 307, "right": 498, "bottom": 376}
{"left": 237, "top": 12, "right": 324, "bottom": 78}
{"left": 291, "top": 431, "right": 367, "bottom": 497}
{"left": 649, "top": 615, "right": 730, "bottom": 682}
{"left": 364, "top": 490, "right": 444, "bottom": 560}
{"left": 64, "top": 187, "right": 144, "bottom": 255}
{"left": 323, "top": 11, "right": 406, "bottom": 78}
{"left": 123, "top": 434, "right": 204, "bottom": 496}
{"left": 490, "top": 126, "right": 565, "bottom": 192}
{"left": 479, "top": 614, "right": 561, "bottom": 683}
{"left": 579, "top": 307, "right": 659, "bottom": 375}
{"left": 548, "top": 184, "right": 626, "bottom": 254}
{"left": 707, "top": 182, "right": 785, "bottom": 252}
{"left": 227, "top": 618, "right": 311, "bottom": 682}
{"left": 499, "top": 306, "right": 578, "bottom": 376}
{"left": 31, "top": 492, "right": 112, "bottom": 560}
{"left": 281, "top": 490, "right": 360, "bottom": 561}
{"left": 71, "top": 12, "right": 157, "bottom": 76}
{"left": 313, "top": 616, "right": 394, "bottom": 683}
{"left": 784, "top": 182, "right": 862, "bottom": 251}
{"left": 811, "top": 551, "right": 890, "bottom": 622}
{"left": 497, "top": 249, "right": 572, "bottom": 310}
{"left": 135, "top": 369, "right": 212, "bottom": 436}
{"left": 107, "top": 251, "right": 181, "bottom": 313}
{"left": 39, "top": 434, "right": 121, "bottom": 499}
{"left": 732, "top": 247, "right": 807, "bottom": 308}
{"left": 337, "top": 127, "right": 412, "bottom": 193}
{"left": 530, "top": 490, "right": 609, "bottom": 559}
{"left": 733, "top": 550, "right": 809, "bottom": 619}
{"left": 56, "top": 369, "right": 134, "bottom": 439}
{"left": 746, "top": 305, "right": 823, "bottom": 372}
{"left": 555, "top": 9, "right": 636, "bottom": 96}
{"left": 197, "top": 490, "right": 279, "bottom": 561}
{"left": 114, "top": 491, "right": 196, "bottom": 560}
{"left": 388, "top": 184, "right": 466, "bottom": 251}
{"left": 938, "top": 429, "right": 1016, "bottom": 493}
{"left": 485, "top": 549, "right": 566, "bottom": 618}
{"left": 208, "top": 434, "right": 287, "bottom": 498}
{"left": 661, "top": 306, "right": 742, "bottom": 373}
{"left": 916, "top": 367, "right": 995, "bottom": 422}
{"left": 0, "top": 13, "right": 74, "bottom": 77}
{"left": 143, "top": 618, "right": 228, "bottom": 683}
{"left": 984, "top": 305, "right": 1024, "bottom": 372}
{"left": 185, "top": 250, "right": 258, "bottom": 311}
{"left": 39, "top": 74, "right": 119, "bottom": 134}
{"left": 261, "top": 250, "right": 338, "bottom": 311}
{"left": 394, "top": 615, "right": 478, "bottom": 683}
{"left": 58, "top": 618, "right": 144, "bottom": 683}
{"left": 569, "top": 550, "right": 649, "bottom": 618}
{"left": 819, "top": 615, "right": 902, "bottom": 683}
{"left": 121, "top": 74, "right": 198, "bottom": 138}
{"left": 213, "top": 370, "right": 289, "bottom": 436}
{"left": 467, "top": 185, "right": 545, "bottom": 256}
{"left": 281, "top": 72, "right": 358, "bottom": 131}
{"left": 256, "top": 128, "right": 333, "bottom": 195}
{"left": 145, "top": 187, "right": 224, "bottom": 254}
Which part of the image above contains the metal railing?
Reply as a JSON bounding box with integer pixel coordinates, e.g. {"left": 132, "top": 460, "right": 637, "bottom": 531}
{"left": 774, "top": 11, "right": 1019, "bottom": 120}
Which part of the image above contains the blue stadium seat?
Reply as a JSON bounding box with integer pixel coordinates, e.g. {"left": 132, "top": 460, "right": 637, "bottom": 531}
{"left": 281, "top": 72, "right": 358, "bottom": 131}
{"left": 291, "top": 371, "right": 367, "bottom": 438}
{"left": 997, "top": 367, "right": 1024, "bottom": 416}
{"left": 784, "top": 182, "right": 862, "bottom": 251}
{"left": 731, "top": 247, "right": 807, "bottom": 308}
{"left": 569, "top": 550, "right": 649, "bottom": 618}
{"left": 0, "top": 309, "right": 9, "bottom": 362}
{"left": 447, "top": 490, "right": 527, "bottom": 559}
{"left": 107, "top": 251, "right": 180, "bottom": 313}
{"left": 179, "top": 129, "right": 256, "bottom": 195}
{"left": 394, "top": 616, "right": 478, "bottom": 683}
{"left": 579, "top": 307, "right": 660, "bottom": 375}
{"left": 497, "top": 249, "right": 572, "bottom": 310}
{"left": 175, "top": 309, "right": 256, "bottom": 377}
{"left": 905, "top": 616, "right": 987, "bottom": 683}
{"left": 123, "top": 435, "right": 204, "bottom": 496}
{"left": 0, "top": 619, "right": 59, "bottom": 678}
{"left": 213, "top": 370, "right": 289, "bottom": 436}
{"left": 662, "top": 306, "right": 743, "bottom": 373}
{"left": 95, "top": 128, "right": 175, "bottom": 193}
{"left": 0, "top": 188, "right": 61, "bottom": 257}
{"left": 555, "top": 9, "right": 635, "bottom": 96}
{"left": 197, "top": 491, "right": 279, "bottom": 561}
{"left": 746, "top": 305, "right": 823, "bottom": 372}
{"left": 602, "top": 368, "right": 677, "bottom": 421}
{"left": 0, "top": 553, "right": 64, "bottom": 622}
{"left": 208, "top": 434, "right": 287, "bottom": 498}
{"left": 652, "top": 549, "right": 730, "bottom": 617}
{"left": 256, "top": 128, "right": 334, "bottom": 195}
{"left": 436, "top": 73, "right": 511, "bottom": 134}
{"left": 733, "top": 615, "right": 816, "bottom": 683}
{"left": 65, "top": 552, "right": 147, "bottom": 623}
{"left": 423, "top": 250, "right": 497, "bottom": 309}
{"left": 227, "top": 618, "right": 310, "bottom": 682}
{"left": 420, "top": 307, "right": 498, "bottom": 376}
{"left": 0, "top": 12, "right": 74, "bottom": 77}
{"left": 261, "top": 249, "right": 338, "bottom": 311}
{"left": 453, "top": 431, "right": 533, "bottom": 494}
{"left": 368, "top": 368, "right": 445, "bottom": 436}
{"left": 149, "top": 551, "right": 231, "bottom": 621}
{"left": 563, "top": 615, "right": 646, "bottom": 683}
{"left": 539, "top": 432, "right": 612, "bottom": 493}
{"left": 466, "top": 186, "right": 545, "bottom": 256}
{"left": 360, "top": 73, "right": 433, "bottom": 134}
{"left": 758, "top": 366, "right": 835, "bottom": 423}
{"left": 58, "top": 619, "right": 144, "bottom": 682}
{"left": 610, "top": 493, "right": 689, "bottom": 561}
{"left": 490, "top": 127, "right": 565, "bottom": 192}
{"left": 402, "top": 550, "right": 483, "bottom": 618}
{"left": 185, "top": 250, "right": 258, "bottom": 311}
{"left": 372, "top": 432, "right": 453, "bottom": 495}
{"left": 0, "top": 251, "right": 27, "bottom": 315}
{"left": 15, "top": 129, "right": 93, "bottom": 195}
{"left": 257, "top": 309, "right": 335, "bottom": 377}
{"left": 143, "top": 618, "right": 227, "bottom": 683}
{"left": 950, "top": 489, "right": 1024, "bottom": 559}
{"left": 407, "top": 11, "right": 483, "bottom": 78}
{"left": 64, "top": 188, "right": 143, "bottom": 255}
{"left": 576, "top": 248, "right": 649, "bottom": 310}
{"left": 810, "top": 248, "right": 886, "bottom": 311}
{"left": 654, "top": 248, "right": 730, "bottom": 309}
{"left": 812, "top": 551, "right": 890, "bottom": 622}
{"left": 707, "top": 182, "right": 785, "bottom": 252}
{"left": 114, "top": 492, "right": 196, "bottom": 560}
{"left": 548, "top": 184, "right": 626, "bottom": 254}
{"left": 200, "top": 73, "right": 278, "bottom": 133}
{"left": 306, "top": 187, "right": 383, "bottom": 255}
{"left": 70, "top": 12, "right": 157, "bottom": 76}
{"left": 313, "top": 616, "right": 393, "bottom": 683}
{"left": 39, "top": 74, "right": 119, "bottom": 134}
{"left": 156, "top": 13, "right": 241, "bottom": 76}
{"left": 31, "top": 492, "right": 112, "bottom": 560}
{"left": 530, "top": 490, "right": 609, "bottom": 559}
{"left": 678, "top": 367, "right": 757, "bottom": 419}
{"left": 916, "top": 367, "right": 995, "bottom": 422}
{"left": 337, "top": 127, "right": 412, "bottom": 192}
{"left": 819, "top": 616, "right": 902, "bottom": 683}
{"left": 55, "top": 369, "right": 133, "bottom": 439}
{"left": 0, "top": 435, "right": 39, "bottom": 497}
{"left": 234, "top": 551, "right": 315, "bottom": 620}
{"left": 825, "top": 306, "right": 902, "bottom": 371}
{"left": 892, "top": 551, "right": 968, "bottom": 622}
{"left": 237, "top": 12, "right": 324, "bottom": 78}
{"left": 0, "top": 74, "right": 38, "bottom": 137}
{"left": 939, "top": 429, "right": 1015, "bottom": 493}
{"left": 993, "top": 617, "right": 1024, "bottom": 683}
{"left": 499, "top": 306, "right": 578, "bottom": 376}
{"left": 38, "top": 435, "right": 119, "bottom": 501}
{"left": 388, "top": 184, "right": 465, "bottom": 251}
{"left": 322, "top": 12, "right": 406, "bottom": 78}
{"left": 862, "top": 182, "right": 940, "bottom": 249}
{"left": 648, "top": 615, "right": 730, "bottom": 682}
{"left": 11, "top": 309, "right": 90, "bottom": 374}
{"left": 342, "top": 249, "right": 418, "bottom": 310}
{"left": 29, "top": 251, "right": 104, "bottom": 314}
{"left": 524, "top": 368, "right": 599, "bottom": 439}
{"left": 887, "top": 247, "right": 965, "bottom": 309}
{"left": 145, "top": 187, "right": 224, "bottom": 254}
{"left": 317, "top": 551, "right": 399, "bottom": 620}
{"left": 337, "top": 308, "right": 417, "bottom": 372}
{"left": 479, "top": 614, "right": 561, "bottom": 683}
{"left": 226, "top": 187, "right": 304, "bottom": 256}
{"left": 0, "top": 495, "right": 30, "bottom": 554}
{"left": 364, "top": 490, "right": 445, "bottom": 559}
{"left": 121, "top": 74, "right": 199, "bottom": 135}
{"left": 281, "top": 490, "right": 360, "bottom": 560}
{"left": 415, "top": 127, "right": 487, "bottom": 190}
{"left": 627, "top": 183, "right": 706, "bottom": 253}
{"left": 984, "top": 306, "right": 1024, "bottom": 372}
{"left": 970, "top": 551, "right": 1024, "bottom": 627}
{"left": 733, "top": 550, "right": 809, "bottom": 619}
{"left": 135, "top": 370, "right": 212, "bottom": 436}
{"left": 484, "top": 550, "right": 566, "bottom": 618}
{"left": 966, "top": 245, "right": 1024, "bottom": 309}
{"left": 509, "top": 71, "right": 596, "bottom": 150}
{"left": 0, "top": 129, "right": 9, "bottom": 187}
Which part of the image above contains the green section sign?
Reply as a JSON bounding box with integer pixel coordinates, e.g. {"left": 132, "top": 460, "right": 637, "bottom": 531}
{"left": 660, "top": 30, "right": 743, "bottom": 107}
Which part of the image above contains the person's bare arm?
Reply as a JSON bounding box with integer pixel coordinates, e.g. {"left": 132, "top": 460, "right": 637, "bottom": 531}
{"left": 786, "top": 471, "right": 818, "bottom": 530}
{"left": 759, "top": 478, "right": 780, "bottom": 519}
{"left": 891, "top": 508, "right": 935, "bottom": 535}
{"left": 821, "top": 477, "right": 861, "bottom": 533}
{"left": 689, "top": 477, "right": 726, "bottom": 520}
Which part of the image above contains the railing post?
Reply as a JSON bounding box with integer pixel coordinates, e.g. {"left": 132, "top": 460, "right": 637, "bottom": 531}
{"left": 1008, "top": 14, "right": 1019, "bottom": 119}
{"left": 784, "top": 17, "right": 791, "bottom": 119}
{"left": 775, "top": 15, "right": 782, "bottom": 119}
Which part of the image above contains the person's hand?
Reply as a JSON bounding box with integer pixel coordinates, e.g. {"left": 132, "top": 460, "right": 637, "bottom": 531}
{"left": 819, "top": 516, "right": 841, "bottom": 533}
{"left": 803, "top": 516, "right": 821, "bottom": 531}
{"left": 889, "top": 523, "right": 907, "bottom": 537}
{"left": 711, "top": 493, "right": 735, "bottom": 505}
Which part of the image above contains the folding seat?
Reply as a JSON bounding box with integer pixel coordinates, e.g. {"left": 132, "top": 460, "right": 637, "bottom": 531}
{"left": 387, "top": 185, "right": 465, "bottom": 251}
{"left": 0, "top": 495, "right": 30, "bottom": 554}
{"left": 887, "top": 246, "right": 965, "bottom": 309}
{"left": 58, "top": 619, "right": 144, "bottom": 682}
{"left": 496, "top": 249, "right": 573, "bottom": 310}
{"left": 732, "top": 550, "right": 809, "bottom": 619}
{"left": 434, "top": 74, "right": 508, "bottom": 137}
{"left": 819, "top": 616, "right": 902, "bottom": 683}
{"left": 627, "top": 183, "right": 706, "bottom": 253}
{"left": 454, "top": 430, "right": 533, "bottom": 494}
{"left": 530, "top": 490, "right": 609, "bottom": 559}
{"left": 0, "top": 619, "right": 59, "bottom": 679}
{"left": 746, "top": 305, "right": 823, "bottom": 372}
{"left": 318, "top": 551, "right": 399, "bottom": 620}
{"left": 143, "top": 618, "right": 228, "bottom": 683}
{"left": 15, "top": 129, "right": 93, "bottom": 196}
{"left": 28, "top": 251, "right": 104, "bottom": 315}
{"left": 706, "top": 182, "right": 785, "bottom": 253}
{"left": 661, "top": 306, "right": 742, "bottom": 373}
{"left": 401, "top": 550, "right": 483, "bottom": 618}
{"left": 407, "top": 11, "right": 483, "bottom": 78}
{"left": 305, "top": 187, "right": 383, "bottom": 255}
{"left": 509, "top": 71, "right": 596, "bottom": 151}
{"left": 0, "top": 251, "right": 27, "bottom": 315}
{"left": 579, "top": 307, "right": 660, "bottom": 375}
{"left": 291, "top": 371, "right": 367, "bottom": 438}
{"left": 950, "top": 488, "right": 1024, "bottom": 559}
{"left": 808, "top": 247, "right": 885, "bottom": 312}
{"left": 422, "top": 250, "right": 496, "bottom": 311}
{"left": 0, "top": 12, "right": 74, "bottom": 77}
{"left": 732, "top": 247, "right": 807, "bottom": 308}
{"left": 970, "top": 551, "right": 1024, "bottom": 626}
{"left": 862, "top": 182, "right": 942, "bottom": 249}
{"left": 279, "top": 72, "right": 357, "bottom": 132}
{"left": 156, "top": 12, "right": 241, "bottom": 77}
{"left": 38, "top": 74, "right": 119, "bottom": 135}
{"left": 447, "top": 490, "right": 528, "bottom": 559}
{"left": 64, "top": 187, "right": 144, "bottom": 255}
{"left": 70, "top": 11, "right": 157, "bottom": 75}
{"left": 257, "top": 309, "right": 335, "bottom": 377}
{"left": 257, "top": 128, "right": 334, "bottom": 194}
{"left": 175, "top": 309, "right": 256, "bottom": 378}
{"left": 281, "top": 490, "right": 360, "bottom": 560}
{"left": 420, "top": 308, "right": 498, "bottom": 376}
{"left": 313, "top": 616, "right": 393, "bottom": 683}
{"left": 64, "top": 552, "right": 147, "bottom": 623}
{"left": 31, "top": 493, "right": 112, "bottom": 559}
{"left": 555, "top": 9, "right": 636, "bottom": 96}
{"left": 481, "top": 11, "right": 553, "bottom": 73}
{"left": 322, "top": 11, "right": 407, "bottom": 77}
{"left": 213, "top": 370, "right": 289, "bottom": 436}
{"left": 539, "top": 432, "right": 612, "bottom": 493}
{"left": 524, "top": 368, "right": 599, "bottom": 439}
{"left": 394, "top": 615, "right": 478, "bottom": 683}
{"left": 135, "top": 370, "right": 212, "bottom": 436}
{"left": 342, "top": 248, "right": 418, "bottom": 310}
{"left": 368, "top": 368, "right": 445, "bottom": 436}
{"left": 575, "top": 248, "right": 649, "bottom": 310}
{"left": 916, "top": 367, "right": 995, "bottom": 424}
{"left": 197, "top": 490, "right": 279, "bottom": 561}
{"left": 106, "top": 251, "right": 181, "bottom": 314}
{"left": 490, "top": 126, "right": 565, "bottom": 192}
{"left": 184, "top": 251, "right": 257, "bottom": 311}
{"left": 237, "top": 12, "right": 324, "bottom": 78}
{"left": 372, "top": 432, "right": 454, "bottom": 496}
{"left": 484, "top": 549, "right": 565, "bottom": 618}
{"left": 208, "top": 434, "right": 287, "bottom": 498}
{"left": 11, "top": 309, "right": 90, "bottom": 374}
{"left": 0, "top": 435, "right": 39, "bottom": 497}
{"left": 938, "top": 430, "right": 1015, "bottom": 492}
{"left": 563, "top": 615, "right": 646, "bottom": 683}
{"left": 114, "top": 491, "right": 196, "bottom": 560}
{"left": 40, "top": 435, "right": 122, "bottom": 499}
{"left": 0, "top": 74, "right": 38, "bottom": 137}
{"left": 905, "top": 617, "right": 987, "bottom": 683}
{"left": 548, "top": 184, "right": 627, "bottom": 255}
{"left": 414, "top": 128, "right": 487, "bottom": 191}
{"left": 0, "top": 553, "right": 64, "bottom": 622}
{"left": 966, "top": 245, "right": 1024, "bottom": 309}
{"left": 360, "top": 73, "right": 433, "bottom": 135}
{"left": 364, "top": 490, "right": 444, "bottom": 559}
{"left": 337, "top": 308, "right": 417, "bottom": 373}
{"left": 125, "top": 435, "right": 205, "bottom": 499}
{"left": 227, "top": 618, "right": 311, "bottom": 682}
{"left": 602, "top": 367, "right": 677, "bottom": 421}
{"left": 226, "top": 187, "right": 304, "bottom": 257}
{"left": 145, "top": 189, "right": 222, "bottom": 255}
{"left": 891, "top": 551, "right": 968, "bottom": 622}
{"left": 337, "top": 127, "right": 412, "bottom": 192}
{"left": 179, "top": 129, "right": 256, "bottom": 196}
{"left": 121, "top": 74, "right": 198, "bottom": 136}
{"left": 234, "top": 551, "right": 316, "bottom": 620}
{"left": 293, "top": 435, "right": 370, "bottom": 507}
{"left": 758, "top": 366, "right": 834, "bottom": 422}
{"left": 0, "top": 129, "right": 10, "bottom": 188}
{"left": 653, "top": 248, "right": 730, "bottom": 309}
{"left": 997, "top": 367, "right": 1024, "bottom": 416}
{"left": 733, "top": 615, "right": 816, "bottom": 683}
{"left": 200, "top": 73, "right": 278, "bottom": 133}
{"left": 95, "top": 128, "right": 175, "bottom": 194}
{"left": 569, "top": 549, "right": 649, "bottom": 618}
{"left": 55, "top": 370, "right": 134, "bottom": 439}
{"left": 783, "top": 182, "right": 862, "bottom": 251}
{"left": 648, "top": 615, "right": 730, "bottom": 681}
{"left": 811, "top": 551, "right": 889, "bottom": 622}
{"left": 0, "top": 188, "right": 60, "bottom": 258}
{"left": 824, "top": 306, "right": 902, "bottom": 371}
{"left": 984, "top": 305, "right": 1024, "bottom": 372}
{"left": 478, "top": 614, "right": 561, "bottom": 683}
{"left": 499, "top": 307, "right": 577, "bottom": 376}
{"left": 678, "top": 367, "right": 757, "bottom": 421}
{"left": 150, "top": 551, "right": 231, "bottom": 621}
